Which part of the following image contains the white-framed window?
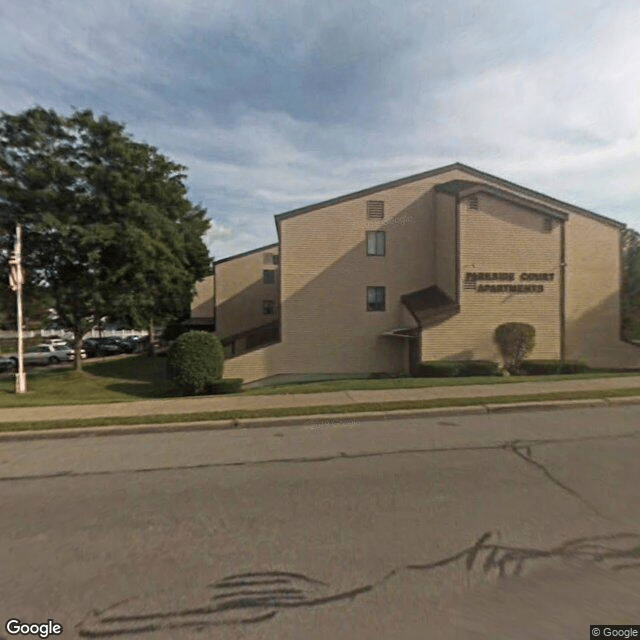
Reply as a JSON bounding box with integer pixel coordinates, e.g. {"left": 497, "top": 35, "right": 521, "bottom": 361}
{"left": 366, "top": 230, "right": 386, "bottom": 256}
{"left": 367, "top": 286, "right": 386, "bottom": 312}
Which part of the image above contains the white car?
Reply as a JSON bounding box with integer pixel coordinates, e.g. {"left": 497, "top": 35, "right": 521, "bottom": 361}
{"left": 46, "top": 340, "right": 87, "bottom": 359}
{"left": 9, "top": 343, "right": 78, "bottom": 366}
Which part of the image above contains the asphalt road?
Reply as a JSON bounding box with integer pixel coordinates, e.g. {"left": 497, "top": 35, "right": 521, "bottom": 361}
{"left": 1, "top": 405, "right": 639, "bottom": 639}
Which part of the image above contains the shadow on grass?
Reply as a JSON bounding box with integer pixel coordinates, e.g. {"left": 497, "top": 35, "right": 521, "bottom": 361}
{"left": 101, "top": 381, "right": 183, "bottom": 399}
{"left": 84, "top": 355, "right": 169, "bottom": 383}
{"left": 81, "top": 356, "right": 182, "bottom": 400}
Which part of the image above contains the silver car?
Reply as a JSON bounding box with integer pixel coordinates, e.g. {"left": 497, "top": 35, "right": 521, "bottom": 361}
{"left": 9, "top": 343, "right": 75, "bottom": 366}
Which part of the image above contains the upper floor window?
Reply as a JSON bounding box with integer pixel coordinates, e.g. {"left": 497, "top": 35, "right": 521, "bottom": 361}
{"left": 367, "top": 200, "right": 384, "bottom": 219}
{"left": 264, "top": 252, "right": 279, "bottom": 265}
{"left": 367, "top": 286, "right": 386, "bottom": 312}
{"left": 366, "top": 230, "right": 386, "bottom": 256}
{"left": 263, "top": 269, "right": 276, "bottom": 285}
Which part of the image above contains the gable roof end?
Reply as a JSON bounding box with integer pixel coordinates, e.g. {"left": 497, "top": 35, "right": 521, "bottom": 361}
{"left": 274, "top": 162, "right": 624, "bottom": 229}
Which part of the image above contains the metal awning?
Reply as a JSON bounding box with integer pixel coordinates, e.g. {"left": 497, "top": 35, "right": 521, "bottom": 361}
{"left": 401, "top": 285, "right": 460, "bottom": 325}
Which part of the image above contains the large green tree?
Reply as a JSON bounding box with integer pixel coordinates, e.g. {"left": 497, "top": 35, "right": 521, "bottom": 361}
{"left": 0, "top": 107, "right": 211, "bottom": 369}
{"left": 622, "top": 226, "right": 640, "bottom": 341}
{"left": 0, "top": 279, "right": 54, "bottom": 330}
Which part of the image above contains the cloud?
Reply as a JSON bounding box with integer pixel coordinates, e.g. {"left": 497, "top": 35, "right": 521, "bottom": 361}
{"left": 0, "top": 0, "right": 639, "bottom": 260}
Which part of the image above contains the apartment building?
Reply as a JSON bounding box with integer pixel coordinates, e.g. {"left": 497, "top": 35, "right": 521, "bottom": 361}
{"left": 190, "top": 243, "right": 279, "bottom": 355}
{"left": 192, "top": 162, "right": 640, "bottom": 383}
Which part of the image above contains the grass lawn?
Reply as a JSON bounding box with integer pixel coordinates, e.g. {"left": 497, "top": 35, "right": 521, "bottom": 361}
{"left": 241, "top": 371, "right": 636, "bottom": 395}
{"left": 0, "top": 355, "right": 176, "bottom": 407}
{"left": 0, "top": 354, "right": 637, "bottom": 409}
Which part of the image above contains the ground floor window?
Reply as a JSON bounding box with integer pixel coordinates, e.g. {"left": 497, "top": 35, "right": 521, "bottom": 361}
{"left": 367, "top": 286, "right": 386, "bottom": 311}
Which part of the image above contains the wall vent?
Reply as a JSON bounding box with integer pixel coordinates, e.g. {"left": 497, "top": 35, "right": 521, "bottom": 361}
{"left": 467, "top": 195, "right": 479, "bottom": 210}
{"left": 367, "top": 200, "right": 384, "bottom": 219}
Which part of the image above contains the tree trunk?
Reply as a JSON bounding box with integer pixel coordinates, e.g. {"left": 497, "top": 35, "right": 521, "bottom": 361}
{"left": 74, "top": 330, "right": 83, "bottom": 371}
{"left": 147, "top": 318, "right": 155, "bottom": 357}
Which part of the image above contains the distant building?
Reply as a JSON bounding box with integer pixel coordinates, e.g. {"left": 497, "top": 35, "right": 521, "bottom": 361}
{"left": 189, "top": 244, "right": 279, "bottom": 356}
{"left": 191, "top": 163, "right": 640, "bottom": 382}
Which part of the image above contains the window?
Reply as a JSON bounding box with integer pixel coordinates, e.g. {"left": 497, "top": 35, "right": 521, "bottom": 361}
{"left": 367, "top": 286, "right": 386, "bottom": 312}
{"left": 366, "top": 230, "right": 386, "bottom": 256}
{"left": 272, "top": 253, "right": 279, "bottom": 265}
{"left": 367, "top": 200, "right": 384, "bottom": 219}
{"left": 263, "top": 300, "right": 275, "bottom": 315}
{"left": 264, "top": 252, "right": 279, "bottom": 265}
{"left": 263, "top": 269, "right": 276, "bottom": 284}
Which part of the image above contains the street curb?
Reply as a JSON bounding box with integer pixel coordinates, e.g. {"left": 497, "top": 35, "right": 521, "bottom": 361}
{"left": 605, "top": 395, "right": 640, "bottom": 405}
{"left": 484, "top": 398, "right": 609, "bottom": 413}
{"left": 1, "top": 396, "right": 639, "bottom": 442}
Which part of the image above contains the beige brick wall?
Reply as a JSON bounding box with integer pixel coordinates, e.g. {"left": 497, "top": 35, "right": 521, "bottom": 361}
{"left": 191, "top": 276, "right": 215, "bottom": 318}
{"left": 565, "top": 214, "right": 640, "bottom": 367}
{"left": 434, "top": 191, "right": 457, "bottom": 299}
{"left": 275, "top": 172, "right": 457, "bottom": 375}
{"left": 221, "top": 167, "right": 639, "bottom": 383}
{"left": 421, "top": 193, "right": 562, "bottom": 362}
{"left": 214, "top": 246, "right": 279, "bottom": 340}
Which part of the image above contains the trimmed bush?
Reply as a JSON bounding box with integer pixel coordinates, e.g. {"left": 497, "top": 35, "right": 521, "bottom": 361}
{"left": 414, "top": 360, "right": 500, "bottom": 378}
{"left": 457, "top": 360, "right": 501, "bottom": 376}
{"left": 413, "top": 361, "right": 463, "bottom": 378}
{"left": 494, "top": 323, "right": 536, "bottom": 373}
{"left": 167, "top": 331, "right": 224, "bottom": 395}
{"left": 520, "top": 360, "right": 590, "bottom": 375}
{"left": 206, "top": 378, "right": 244, "bottom": 394}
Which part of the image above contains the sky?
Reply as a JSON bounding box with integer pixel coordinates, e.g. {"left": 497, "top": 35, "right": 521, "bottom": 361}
{"left": 1, "top": 0, "right": 639, "bottom": 259}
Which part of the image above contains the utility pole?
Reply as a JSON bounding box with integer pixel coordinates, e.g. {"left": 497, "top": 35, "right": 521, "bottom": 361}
{"left": 9, "top": 224, "right": 26, "bottom": 393}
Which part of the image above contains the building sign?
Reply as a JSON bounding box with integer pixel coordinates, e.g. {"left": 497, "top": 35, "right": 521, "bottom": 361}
{"left": 464, "top": 272, "right": 554, "bottom": 293}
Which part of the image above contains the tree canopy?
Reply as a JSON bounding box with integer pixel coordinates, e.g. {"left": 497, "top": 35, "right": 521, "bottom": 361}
{"left": 622, "top": 226, "right": 640, "bottom": 341}
{"left": 0, "top": 107, "right": 211, "bottom": 368}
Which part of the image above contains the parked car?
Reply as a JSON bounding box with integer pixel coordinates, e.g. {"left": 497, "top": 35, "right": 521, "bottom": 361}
{"left": 45, "top": 339, "right": 87, "bottom": 359}
{"left": 8, "top": 343, "right": 75, "bottom": 366}
{"left": 124, "top": 336, "right": 148, "bottom": 353}
{"left": 0, "top": 356, "right": 16, "bottom": 373}
{"left": 82, "top": 337, "right": 125, "bottom": 358}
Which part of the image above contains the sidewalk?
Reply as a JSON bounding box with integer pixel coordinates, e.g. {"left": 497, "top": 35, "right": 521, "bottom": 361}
{"left": 1, "top": 375, "right": 640, "bottom": 423}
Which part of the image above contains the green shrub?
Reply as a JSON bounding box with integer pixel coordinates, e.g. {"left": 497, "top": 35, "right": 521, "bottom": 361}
{"left": 520, "top": 360, "right": 590, "bottom": 375}
{"left": 167, "top": 331, "right": 224, "bottom": 395}
{"left": 413, "top": 361, "right": 462, "bottom": 378}
{"left": 494, "top": 323, "right": 536, "bottom": 373}
{"left": 206, "top": 378, "right": 244, "bottom": 394}
{"left": 413, "top": 360, "right": 501, "bottom": 378}
{"left": 457, "top": 360, "right": 501, "bottom": 376}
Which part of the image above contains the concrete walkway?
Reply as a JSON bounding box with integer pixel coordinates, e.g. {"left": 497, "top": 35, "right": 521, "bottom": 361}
{"left": 1, "top": 375, "right": 640, "bottom": 423}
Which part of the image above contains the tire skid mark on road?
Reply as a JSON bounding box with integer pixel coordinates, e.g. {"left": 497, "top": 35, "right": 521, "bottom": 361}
{"left": 77, "top": 532, "right": 640, "bottom": 637}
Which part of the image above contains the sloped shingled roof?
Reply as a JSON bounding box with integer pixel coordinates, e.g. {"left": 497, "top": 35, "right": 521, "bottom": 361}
{"left": 274, "top": 162, "right": 623, "bottom": 229}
